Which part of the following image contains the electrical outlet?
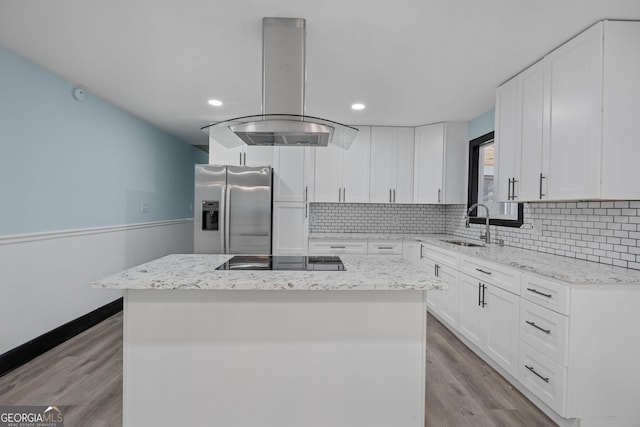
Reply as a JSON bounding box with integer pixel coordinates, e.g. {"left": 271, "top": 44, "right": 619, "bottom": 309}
{"left": 189, "top": 204, "right": 193, "bottom": 212}
{"left": 141, "top": 203, "right": 150, "bottom": 214}
{"left": 533, "top": 219, "right": 542, "bottom": 236}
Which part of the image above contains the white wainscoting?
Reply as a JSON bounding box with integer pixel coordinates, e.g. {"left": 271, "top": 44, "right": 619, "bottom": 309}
{"left": 0, "top": 219, "right": 194, "bottom": 355}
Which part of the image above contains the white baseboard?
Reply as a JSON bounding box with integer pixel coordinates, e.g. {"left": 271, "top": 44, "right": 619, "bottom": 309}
{"left": 0, "top": 219, "right": 194, "bottom": 354}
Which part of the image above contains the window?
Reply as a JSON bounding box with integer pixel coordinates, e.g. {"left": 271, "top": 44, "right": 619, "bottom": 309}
{"left": 467, "top": 132, "right": 523, "bottom": 227}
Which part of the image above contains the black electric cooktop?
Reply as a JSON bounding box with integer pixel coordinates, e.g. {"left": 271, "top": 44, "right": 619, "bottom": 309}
{"left": 215, "top": 255, "right": 346, "bottom": 271}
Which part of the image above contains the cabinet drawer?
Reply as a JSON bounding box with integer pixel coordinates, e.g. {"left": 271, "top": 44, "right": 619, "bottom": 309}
{"left": 308, "top": 240, "right": 367, "bottom": 255}
{"left": 519, "top": 342, "right": 568, "bottom": 417}
{"left": 460, "top": 255, "right": 521, "bottom": 294}
{"left": 520, "top": 300, "right": 569, "bottom": 366}
{"left": 520, "top": 273, "right": 570, "bottom": 316}
{"left": 422, "top": 243, "right": 458, "bottom": 268}
{"left": 367, "top": 241, "right": 403, "bottom": 255}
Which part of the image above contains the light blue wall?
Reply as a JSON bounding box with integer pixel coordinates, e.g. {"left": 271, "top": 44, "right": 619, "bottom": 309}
{"left": 468, "top": 109, "right": 495, "bottom": 140}
{"left": 0, "top": 47, "right": 208, "bottom": 236}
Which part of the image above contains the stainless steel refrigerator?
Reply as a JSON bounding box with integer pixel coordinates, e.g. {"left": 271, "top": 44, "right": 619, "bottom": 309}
{"left": 194, "top": 165, "right": 272, "bottom": 254}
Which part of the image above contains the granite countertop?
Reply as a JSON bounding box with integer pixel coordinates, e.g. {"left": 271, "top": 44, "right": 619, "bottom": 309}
{"left": 92, "top": 254, "right": 446, "bottom": 291}
{"left": 310, "top": 233, "right": 640, "bottom": 287}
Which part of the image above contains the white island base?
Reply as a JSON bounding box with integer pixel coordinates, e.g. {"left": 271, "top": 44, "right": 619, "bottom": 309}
{"left": 123, "top": 289, "right": 427, "bottom": 427}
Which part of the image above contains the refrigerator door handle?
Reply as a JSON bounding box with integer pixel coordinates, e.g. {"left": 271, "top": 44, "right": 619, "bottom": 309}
{"left": 219, "top": 184, "right": 227, "bottom": 253}
{"left": 225, "top": 184, "right": 232, "bottom": 254}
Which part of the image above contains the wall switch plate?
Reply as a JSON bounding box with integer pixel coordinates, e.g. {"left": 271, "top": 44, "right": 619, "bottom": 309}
{"left": 141, "top": 203, "right": 150, "bottom": 214}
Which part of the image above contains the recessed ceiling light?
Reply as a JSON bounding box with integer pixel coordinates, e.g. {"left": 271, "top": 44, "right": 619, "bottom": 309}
{"left": 208, "top": 99, "right": 223, "bottom": 106}
{"left": 351, "top": 103, "right": 365, "bottom": 111}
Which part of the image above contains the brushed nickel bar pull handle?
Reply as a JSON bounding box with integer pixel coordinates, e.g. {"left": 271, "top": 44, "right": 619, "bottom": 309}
{"left": 507, "top": 178, "right": 512, "bottom": 200}
{"left": 389, "top": 189, "right": 392, "bottom": 203}
{"left": 239, "top": 152, "right": 242, "bottom": 165}
{"left": 525, "top": 365, "right": 550, "bottom": 383}
{"left": 343, "top": 188, "right": 346, "bottom": 202}
{"left": 526, "top": 320, "right": 551, "bottom": 335}
{"left": 527, "top": 288, "right": 552, "bottom": 298}
{"left": 378, "top": 246, "right": 393, "bottom": 250}
{"left": 338, "top": 188, "right": 341, "bottom": 202}
{"left": 478, "top": 282, "right": 482, "bottom": 306}
{"left": 539, "top": 173, "right": 546, "bottom": 199}
{"left": 305, "top": 203, "right": 308, "bottom": 218}
{"left": 475, "top": 268, "right": 492, "bottom": 275}
{"left": 419, "top": 244, "right": 424, "bottom": 259}
{"left": 481, "top": 284, "right": 486, "bottom": 307}
{"left": 512, "top": 178, "right": 518, "bottom": 199}
{"left": 330, "top": 245, "right": 346, "bottom": 249}
{"left": 438, "top": 188, "right": 441, "bottom": 203}
{"left": 305, "top": 186, "right": 308, "bottom": 202}
{"left": 393, "top": 189, "right": 396, "bottom": 203}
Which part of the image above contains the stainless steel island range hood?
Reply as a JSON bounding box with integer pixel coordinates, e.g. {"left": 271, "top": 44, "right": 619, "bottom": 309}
{"left": 201, "top": 17, "right": 358, "bottom": 149}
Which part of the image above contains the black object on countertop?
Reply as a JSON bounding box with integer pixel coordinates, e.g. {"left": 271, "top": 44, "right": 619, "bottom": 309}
{"left": 215, "top": 255, "right": 346, "bottom": 271}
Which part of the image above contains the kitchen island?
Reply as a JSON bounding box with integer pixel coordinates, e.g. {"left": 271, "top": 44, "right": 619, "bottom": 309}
{"left": 94, "top": 254, "right": 444, "bottom": 427}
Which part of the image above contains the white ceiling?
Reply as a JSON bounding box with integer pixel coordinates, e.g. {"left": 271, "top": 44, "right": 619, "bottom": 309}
{"left": 1, "top": 1, "right": 640, "bottom": 146}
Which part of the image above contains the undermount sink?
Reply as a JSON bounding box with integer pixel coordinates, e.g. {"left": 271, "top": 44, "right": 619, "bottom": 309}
{"left": 442, "top": 239, "right": 485, "bottom": 248}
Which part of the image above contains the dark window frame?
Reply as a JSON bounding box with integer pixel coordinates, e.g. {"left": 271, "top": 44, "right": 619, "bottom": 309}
{"left": 467, "top": 131, "right": 524, "bottom": 228}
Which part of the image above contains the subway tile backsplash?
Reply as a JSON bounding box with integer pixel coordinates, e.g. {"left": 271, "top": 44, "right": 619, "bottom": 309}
{"left": 309, "top": 203, "right": 446, "bottom": 235}
{"left": 310, "top": 201, "right": 640, "bottom": 271}
{"left": 447, "top": 201, "right": 640, "bottom": 270}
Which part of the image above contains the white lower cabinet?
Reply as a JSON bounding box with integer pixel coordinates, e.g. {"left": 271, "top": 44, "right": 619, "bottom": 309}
{"left": 403, "top": 241, "right": 640, "bottom": 426}
{"left": 308, "top": 240, "right": 367, "bottom": 255}
{"left": 458, "top": 272, "right": 520, "bottom": 378}
{"left": 519, "top": 341, "right": 568, "bottom": 416}
{"left": 422, "top": 256, "right": 459, "bottom": 329}
{"left": 272, "top": 202, "right": 308, "bottom": 255}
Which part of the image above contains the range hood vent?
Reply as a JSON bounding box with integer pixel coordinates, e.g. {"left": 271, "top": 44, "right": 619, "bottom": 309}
{"left": 201, "top": 17, "right": 358, "bottom": 149}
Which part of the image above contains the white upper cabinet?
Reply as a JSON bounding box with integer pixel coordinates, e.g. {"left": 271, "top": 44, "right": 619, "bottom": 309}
{"left": 209, "top": 139, "right": 244, "bottom": 165}
{"left": 495, "top": 77, "right": 521, "bottom": 202}
{"left": 495, "top": 60, "right": 544, "bottom": 202}
{"left": 273, "top": 147, "right": 314, "bottom": 203}
{"left": 414, "top": 122, "right": 468, "bottom": 204}
{"left": 496, "top": 20, "right": 640, "bottom": 201}
{"left": 543, "top": 22, "right": 603, "bottom": 200}
{"left": 370, "top": 127, "right": 414, "bottom": 203}
{"left": 209, "top": 140, "right": 274, "bottom": 166}
{"left": 314, "top": 126, "right": 371, "bottom": 203}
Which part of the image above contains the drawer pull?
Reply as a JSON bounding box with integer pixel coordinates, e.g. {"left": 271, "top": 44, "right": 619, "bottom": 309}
{"left": 378, "top": 246, "right": 393, "bottom": 250}
{"left": 475, "top": 268, "right": 492, "bottom": 275}
{"left": 330, "top": 246, "right": 346, "bottom": 249}
{"left": 527, "top": 288, "right": 552, "bottom": 298}
{"left": 525, "top": 365, "right": 550, "bottom": 383}
{"left": 526, "top": 320, "right": 551, "bottom": 335}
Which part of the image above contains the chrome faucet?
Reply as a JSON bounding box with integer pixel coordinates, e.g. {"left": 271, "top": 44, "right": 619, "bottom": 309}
{"left": 466, "top": 203, "right": 491, "bottom": 244}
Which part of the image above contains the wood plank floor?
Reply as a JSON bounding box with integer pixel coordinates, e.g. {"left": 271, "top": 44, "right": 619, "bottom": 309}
{"left": 0, "top": 311, "right": 557, "bottom": 426}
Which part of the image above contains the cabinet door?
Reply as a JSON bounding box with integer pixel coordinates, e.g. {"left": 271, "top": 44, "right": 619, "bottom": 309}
{"left": 273, "top": 147, "right": 306, "bottom": 202}
{"left": 272, "top": 202, "right": 307, "bottom": 255}
{"left": 393, "top": 127, "right": 415, "bottom": 203}
{"left": 244, "top": 145, "right": 274, "bottom": 166}
{"left": 436, "top": 264, "right": 459, "bottom": 329}
{"left": 341, "top": 126, "right": 371, "bottom": 203}
{"left": 209, "top": 139, "right": 243, "bottom": 165}
{"left": 458, "top": 273, "right": 486, "bottom": 348}
{"left": 544, "top": 22, "right": 603, "bottom": 200}
{"left": 413, "top": 124, "right": 443, "bottom": 204}
{"left": 369, "top": 127, "right": 395, "bottom": 203}
{"left": 518, "top": 61, "right": 546, "bottom": 201}
{"left": 485, "top": 284, "right": 520, "bottom": 378}
{"left": 314, "top": 143, "right": 341, "bottom": 202}
{"left": 402, "top": 241, "right": 421, "bottom": 263}
{"left": 422, "top": 257, "right": 440, "bottom": 312}
{"left": 495, "top": 77, "right": 520, "bottom": 202}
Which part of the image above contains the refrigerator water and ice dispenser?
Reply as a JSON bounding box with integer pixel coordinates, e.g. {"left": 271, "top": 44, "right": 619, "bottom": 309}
{"left": 201, "top": 201, "right": 219, "bottom": 231}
